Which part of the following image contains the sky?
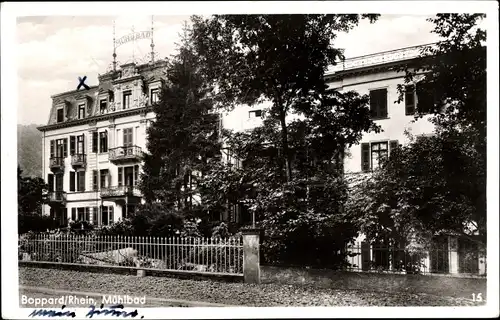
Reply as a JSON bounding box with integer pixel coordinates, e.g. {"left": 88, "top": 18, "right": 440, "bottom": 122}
{"left": 16, "top": 14, "right": 442, "bottom": 126}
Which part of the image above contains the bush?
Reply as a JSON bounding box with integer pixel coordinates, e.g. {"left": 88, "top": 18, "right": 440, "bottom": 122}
{"left": 18, "top": 213, "right": 60, "bottom": 234}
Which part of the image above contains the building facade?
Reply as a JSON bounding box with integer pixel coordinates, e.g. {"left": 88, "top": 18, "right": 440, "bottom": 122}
{"left": 39, "top": 44, "right": 436, "bottom": 227}
{"left": 38, "top": 61, "right": 167, "bottom": 226}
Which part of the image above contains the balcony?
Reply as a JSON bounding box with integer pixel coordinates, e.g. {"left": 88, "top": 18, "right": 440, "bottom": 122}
{"left": 47, "top": 191, "right": 67, "bottom": 205}
{"left": 49, "top": 157, "right": 65, "bottom": 172}
{"left": 100, "top": 186, "right": 141, "bottom": 199}
{"left": 71, "top": 153, "right": 86, "bottom": 168}
{"left": 109, "top": 146, "right": 142, "bottom": 163}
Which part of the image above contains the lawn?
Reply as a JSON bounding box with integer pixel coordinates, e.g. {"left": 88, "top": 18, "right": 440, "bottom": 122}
{"left": 19, "top": 267, "right": 485, "bottom": 307}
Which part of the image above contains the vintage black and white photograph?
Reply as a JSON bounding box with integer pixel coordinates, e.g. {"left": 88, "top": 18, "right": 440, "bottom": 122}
{"left": 1, "top": 1, "right": 498, "bottom": 319}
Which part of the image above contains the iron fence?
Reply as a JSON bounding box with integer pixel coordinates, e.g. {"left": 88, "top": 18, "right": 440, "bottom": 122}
{"left": 344, "top": 242, "right": 486, "bottom": 276}
{"left": 19, "top": 233, "right": 244, "bottom": 275}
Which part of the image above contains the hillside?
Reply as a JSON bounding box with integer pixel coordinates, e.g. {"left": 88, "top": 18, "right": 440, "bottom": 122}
{"left": 18, "top": 124, "right": 43, "bottom": 178}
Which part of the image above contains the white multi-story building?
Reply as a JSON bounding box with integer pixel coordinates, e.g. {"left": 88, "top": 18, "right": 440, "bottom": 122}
{"left": 39, "top": 44, "right": 435, "bottom": 227}
{"left": 39, "top": 61, "right": 167, "bottom": 226}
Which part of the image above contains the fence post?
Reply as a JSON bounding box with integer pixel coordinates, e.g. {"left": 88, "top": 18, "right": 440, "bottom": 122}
{"left": 478, "top": 243, "right": 487, "bottom": 276}
{"left": 242, "top": 228, "right": 261, "bottom": 284}
{"left": 448, "top": 236, "right": 459, "bottom": 274}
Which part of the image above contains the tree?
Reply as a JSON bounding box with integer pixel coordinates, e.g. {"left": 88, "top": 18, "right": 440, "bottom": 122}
{"left": 199, "top": 89, "right": 379, "bottom": 267}
{"left": 18, "top": 166, "right": 47, "bottom": 215}
{"left": 348, "top": 14, "right": 487, "bottom": 247}
{"left": 139, "top": 24, "right": 222, "bottom": 218}
{"left": 190, "top": 14, "right": 379, "bottom": 183}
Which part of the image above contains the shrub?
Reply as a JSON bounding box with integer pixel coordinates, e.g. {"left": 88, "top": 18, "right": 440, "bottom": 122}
{"left": 18, "top": 213, "right": 60, "bottom": 234}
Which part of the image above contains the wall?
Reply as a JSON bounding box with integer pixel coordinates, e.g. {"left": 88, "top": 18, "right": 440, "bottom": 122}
{"left": 261, "top": 265, "right": 487, "bottom": 300}
{"left": 331, "top": 70, "right": 435, "bottom": 174}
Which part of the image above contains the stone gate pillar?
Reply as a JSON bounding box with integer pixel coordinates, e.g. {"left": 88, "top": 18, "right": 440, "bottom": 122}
{"left": 242, "top": 228, "right": 261, "bottom": 284}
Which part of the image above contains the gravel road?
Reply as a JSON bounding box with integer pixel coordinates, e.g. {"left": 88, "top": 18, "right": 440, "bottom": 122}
{"left": 19, "top": 267, "right": 484, "bottom": 307}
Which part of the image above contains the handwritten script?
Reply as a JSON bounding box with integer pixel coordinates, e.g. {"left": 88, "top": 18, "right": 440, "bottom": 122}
{"left": 28, "top": 304, "right": 144, "bottom": 319}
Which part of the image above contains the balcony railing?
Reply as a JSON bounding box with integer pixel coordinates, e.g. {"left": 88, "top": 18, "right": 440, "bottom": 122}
{"left": 71, "top": 153, "right": 86, "bottom": 167}
{"left": 327, "top": 43, "right": 436, "bottom": 74}
{"left": 108, "top": 146, "right": 142, "bottom": 162}
{"left": 47, "top": 191, "right": 67, "bottom": 204}
{"left": 100, "top": 186, "right": 141, "bottom": 198}
{"left": 49, "top": 157, "right": 65, "bottom": 171}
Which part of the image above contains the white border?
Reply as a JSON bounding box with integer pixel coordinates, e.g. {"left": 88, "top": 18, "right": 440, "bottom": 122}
{"left": 2, "top": 1, "right": 499, "bottom": 319}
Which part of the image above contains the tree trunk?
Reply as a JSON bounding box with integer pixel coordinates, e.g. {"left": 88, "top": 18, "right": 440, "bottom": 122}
{"left": 278, "top": 107, "right": 292, "bottom": 182}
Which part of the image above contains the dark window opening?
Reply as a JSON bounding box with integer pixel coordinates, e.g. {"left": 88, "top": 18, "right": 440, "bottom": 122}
{"left": 123, "top": 90, "right": 132, "bottom": 109}
{"left": 369, "top": 88, "right": 388, "bottom": 119}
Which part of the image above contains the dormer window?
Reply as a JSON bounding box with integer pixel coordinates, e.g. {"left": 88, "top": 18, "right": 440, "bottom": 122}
{"left": 123, "top": 90, "right": 132, "bottom": 110}
{"left": 100, "top": 99, "right": 107, "bottom": 114}
{"left": 78, "top": 103, "right": 86, "bottom": 119}
{"left": 150, "top": 88, "right": 160, "bottom": 105}
{"left": 56, "top": 108, "right": 64, "bottom": 123}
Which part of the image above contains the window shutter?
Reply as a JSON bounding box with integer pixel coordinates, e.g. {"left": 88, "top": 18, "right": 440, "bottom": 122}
{"left": 361, "top": 143, "right": 370, "bottom": 172}
{"left": 70, "top": 172, "right": 75, "bottom": 192}
{"left": 369, "top": 91, "right": 377, "bottom": 118}
{"left": 92, "top": 132, "right": 98, "bottom": 153}
{"left": 50, "top": 140, "right": 55, "bottom": 158}
{"left": 81, "top": 134, "right": 85, "bottom": 154}
{"left": 405, "top": 85, "right": 415, "bottom": 116}
{"left": 389, "top": 140, "right": 399, "bottom": 155}
{"left": 63, "top": 138, "right": 68, "bottom": 157}
{"left": 134, "top": 165, "right": 139, "bottom": 186}
{"left": 48, "top": 174, "right": 54, "bottom": 191}
{"left": 70, "top": 136, "right": 76, "bottom": 155}
{"left": 379, "top": 89, "right": 388, "bottom": 118}
{"left": 109, "top": 206, "right": 114, "bottom": 224}
{"left": 118, "top": 167, "right": 123, "bottom": 187}
{"left": 93, "top": 170, "right": 98, "bottom": 190}
{"left": 79, "top": 171, "right": 85, "bottom": 191}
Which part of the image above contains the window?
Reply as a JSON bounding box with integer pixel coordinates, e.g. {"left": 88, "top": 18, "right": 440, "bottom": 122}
{"left": 101, "top": 206, "right": 114, "bottom": 226}
{"left": 77, "top": 208, "right": 85, "bottom": 221}
{"left": 71, "top": 208, "right": 77, "bottom": 221}
{"left": 77, "top": 135, "right": 85, "bottom": 154}
{"left": 55, "top": 138, "right": 67, "bottom": 158}
{"left": 100, "top": 99, "right": 107, "bottom": 114}
{"left": 124, "top": 166, "right": 134, "bottom": 186}
{"left": 100, "top": 169, "right": 109, "bottom": 189}
{"left": 416, "top": 82, "right": 435, "bottom": 114}
{"left": 369, "top": 88, "right": 388, "bottom": 119}
{"left": 78, "top": 104, "right": 86, "bottom": 119}
{"left": 361, "top": 140, "right": 399, "bottom": 172}
{"left": 92, "top": 170, "right": 98, "bottom": 191}
{"left": 99, "top": 131, "right": 108, "bottom": 153}
{"left": 92, "top": 132, "right": 98, "bottom": 153}
{"left": 70, "top": 172, "right": 76, "bottom": 192}
{"left": 123, "top": 128, "right": 133, "bottom": 146}
{"left": 123, "top": 90, "right": 132, "bottom": 109}
{"left": 57, "top": 108, "right": 64, "bottom": 123}
{"left": 150, "top": 88, "right": 159, "bottom": 105}
{"left": 405, "top": 85, "right": 416, "bottom": 116}
{"left": 117, "top": 165, "right": 139, "bottom": 186}
{"left": 55, "top": 173, "right": 63, "bottom": 191}
{"left": 249, "top": 110, "right": 262, "bottom": 118}
{"left": 77, "top": 171, "right": 85, "bottom": 192}
{"left": 406, "top": 82, "right": 436, "bottom": 115}
{"left": 371, "top": 142, "right": 388, "bottom": 170}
